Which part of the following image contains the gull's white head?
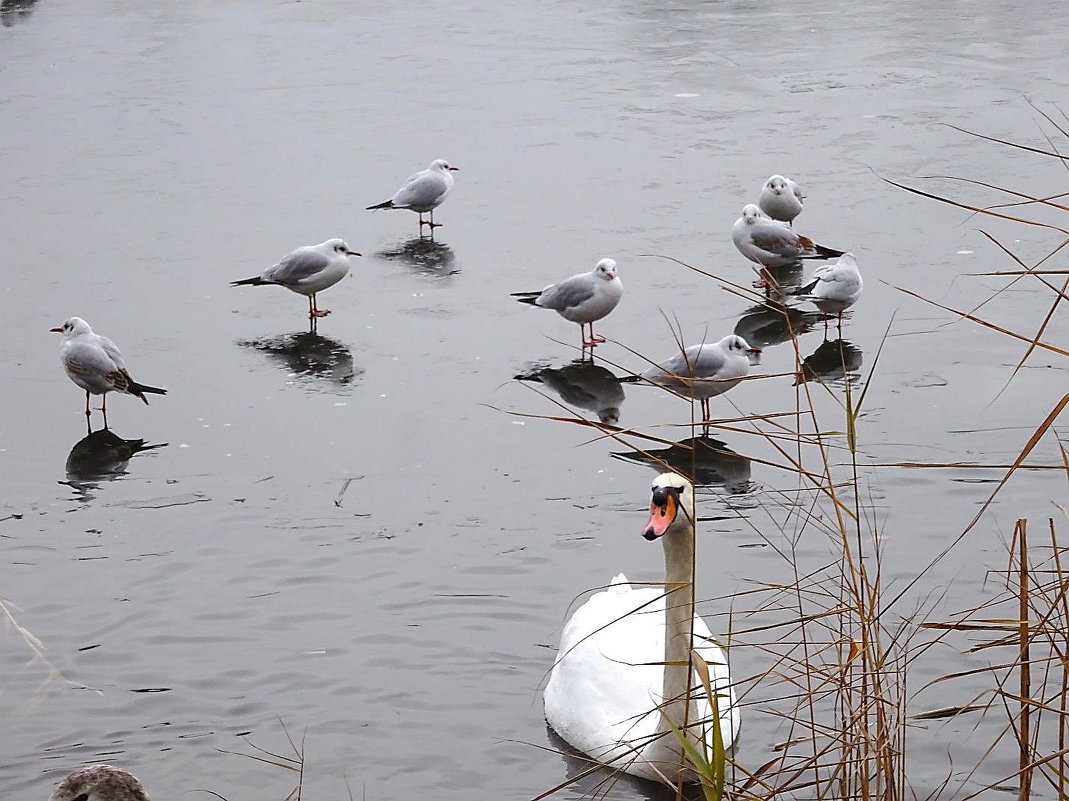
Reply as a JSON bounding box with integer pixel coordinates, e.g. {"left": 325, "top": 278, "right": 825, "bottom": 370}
{"left": 50, "top": 317, "right": 92, "bottom": 337}
{"left": 594, "top": 258, "right": 618, "bottom": 281}
{"left": 765, "top": 175, "right": 789, "bottom": 195}
{"left": 837, "top": 252, "right": 859, "bottom": 270}
{"left": 324, "top": 238, "right": 362, "bottom": 257}
{"left": 741, "top": 204, "right": 763, "bottom": 225}
{"left": 430, "top": 159, "right": 460, "bottom": 173}
{"left": 643, "top": 472, "right": 695, "bottom": 541}
{"left": 720, "top": 333, "right": 762, "bottom": 356}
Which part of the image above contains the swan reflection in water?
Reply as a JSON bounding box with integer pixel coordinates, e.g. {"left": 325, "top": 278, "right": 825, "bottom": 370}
{"left": 239, "top": 331, "right": 361, "bottom": 388}
{"left": 63, "top": 428, "right": 167, "bottom": 500}
{"left": 376, "top": 238, "right": 457, "bottom": 275}
{"left": 515, "top": 360, "right": 626, "bottom": 424}
{"left": 734, "top": 301, "right": 827, "bottom": 350}
{"left": 544, "top": 725, "right": 680, "bottom": 801}
{"left": 611, "top": 436, "right": 752, "bottom": 493}
{"left": 1, "top": 0, "right": 38, "bottom": 26}
{"left": 794, "top": 339, "right": 863, "bottom": 386}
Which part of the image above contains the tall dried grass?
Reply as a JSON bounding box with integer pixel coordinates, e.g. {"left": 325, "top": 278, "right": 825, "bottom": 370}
{"left": 520, "top": 103, "right": 1067, "bottom": 800}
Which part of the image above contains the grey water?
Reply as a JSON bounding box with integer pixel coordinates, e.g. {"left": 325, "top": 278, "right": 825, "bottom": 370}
{"left": 2, "top": 1, "right": 1067, "bottom": 799}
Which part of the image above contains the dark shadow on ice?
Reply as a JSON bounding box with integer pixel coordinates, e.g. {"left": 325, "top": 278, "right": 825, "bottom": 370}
{"left": 515, "top": 360, "right": 626, "bottom": 424}
{"left": 238, "top": 331, "right": 362, "bottom": 389}
{"left": 794, "top": 339, "right": 863, "bottom": 387}
{"left": 611, "top": 436, "right": 752, "bottom": 494}
{"left": 62, "top": 428, "right": 167, "bottom": 501}
{"left": 753, "top": 260, "right": 804, "bottom": 296}
{"left": 1, "top": 0, "right": 39, "bottom": 27}
{"left": 377, "top": 238, "right": 458, "bottom": 275}
{"left": 734, "top": 301, "right": 827, "bottom": 350}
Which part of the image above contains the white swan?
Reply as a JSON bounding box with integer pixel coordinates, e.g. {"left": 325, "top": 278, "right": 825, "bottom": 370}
{"left": 544, "top": 472, "right": 739, "bottom": 784}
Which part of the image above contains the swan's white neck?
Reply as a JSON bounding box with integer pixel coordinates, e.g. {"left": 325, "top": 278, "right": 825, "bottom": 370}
{"left": 649, "top": 499, "right": 702, "bottom": 776}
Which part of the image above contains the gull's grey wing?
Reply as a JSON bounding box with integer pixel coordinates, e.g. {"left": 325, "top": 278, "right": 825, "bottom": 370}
{"left": 644, "top": 344, "right": 726, "bottom": 382}
{"left": 264, "top": 249, "right": 330, "bottom": 287}
{"left": 537, "top": 274, "right": 596, "bottom": 312}
{"left": 95, "top": 334, "right": 127, "bottom": 370}
{"left": 63, "top": 340, "right": 127, "bottom": 391}
{"left": 749, "top": 222, "right": 801, "bottom": 255}
{"left": 788, "top": 178, "right": 805, "bottom": 201}
{"left": 813, "top": 267, "right": 861, "bottom": 298}
{"left": 392, "top": 171, "right": 448, "bottom": 208}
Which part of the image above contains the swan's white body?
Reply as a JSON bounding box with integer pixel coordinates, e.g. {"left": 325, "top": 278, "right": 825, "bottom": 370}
{"left": 544, "top": 474, "right": 740, "bottom": 784}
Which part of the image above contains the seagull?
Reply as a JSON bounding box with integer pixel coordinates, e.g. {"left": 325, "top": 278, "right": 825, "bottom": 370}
{"left": 511, "top": 258, "right": 623, "bottom": 351}
{"left": 49, "top": 764, "right": 152, "bottom": 801}
{"left": 231, "top": 238, "right": 360, "bottom": 320}
{"left": 795, "top": 252, "right": 863, "bottom": 329}
{"left": 732, "top": 204, "right": 843, "bottom": 270}
{"left": 640, "top": 334, "right": 760, "bottom": 433}
{"left": 366, "top": 159, "right": 459, "bottom": 232}
{"left": 51, "top": 317, "right": 166, "bottom": 427}
{"left": 758, "top": 174, "right": 805, "bottom": 225}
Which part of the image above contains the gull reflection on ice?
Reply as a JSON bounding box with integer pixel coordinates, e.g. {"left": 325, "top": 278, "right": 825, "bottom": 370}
{"left": 611, "top": 436, "right": 752, "bottom": 493}
{"left": 515, "top": 360, "right": 626, "bottom": 424}
{"left": 63, "top": 428, "right": 167, "bottom": 501}
{"left": 376, "top": 238, "right": 457, "bottom": 275}
{"left": 794, "top": 339, "right": 863, "bottom": 387}
{"left": 239, "top": 331, "right": 361, "bottom": 389}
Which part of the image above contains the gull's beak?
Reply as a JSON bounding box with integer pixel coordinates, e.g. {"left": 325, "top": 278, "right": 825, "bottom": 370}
{"left": 346, "top": 250, "right": 362, "bottom": 257}
{"left": 50, "top": 326, "right": 63, "bottom": 333}
{"left": 448, "top": 166, "right": 460, "bottom": 171}
{"left": 747, "top": 346, "right": 762, "bottom": 355}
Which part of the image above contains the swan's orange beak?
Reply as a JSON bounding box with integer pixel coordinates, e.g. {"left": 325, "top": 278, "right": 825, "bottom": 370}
{"left": 643, "top": 491, "right": 677, "bottom": 541}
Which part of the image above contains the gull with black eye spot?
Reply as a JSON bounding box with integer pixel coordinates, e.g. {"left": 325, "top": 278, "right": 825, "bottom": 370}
{"left": 366, "top": 158, "right": 459, "bottom": 233}
{"left": 639, "top": 334, "right": 760, "bottom": 433}
{"left": 49, "top": 764, "right": 152, "bottom": 801}
{"left": 758, "top": 174, "right": 805, "bottom": 226}
{"left": 231, "top": 238, "right": 361, "bottom": 321}
{"left": 51, "top": 317, "right": 167, "bottom": 428}
{"left": 511, "top": 258, "right": 623, "bottom": 353}
{"left": 732, "top": 204, "right": 844, "bottom": 289}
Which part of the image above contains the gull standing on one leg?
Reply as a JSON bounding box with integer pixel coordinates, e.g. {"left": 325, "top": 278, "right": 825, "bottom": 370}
{"left": 641, "top": 334, "right": 760, "bottom": 433}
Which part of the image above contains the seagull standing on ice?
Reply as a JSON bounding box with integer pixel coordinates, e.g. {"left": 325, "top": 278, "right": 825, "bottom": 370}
{"left": 366, "top": 159, "right": 459, "bottom": 233}
{"left": 758, "top": 174, "right": 805, "bottom": 225}
{"left": 512, "top": 258, "right": 623, "bottom": 352}
{"left": 796, "top": 252, "right": 863, "bottom": 329}
{"left": 641, "top": 334, "right": 760, "bottom": 433}
{"left": 231, "top": 238, "right": 361, "bottom": 321}
{"left": 51, "top": 317, "right": 167, "bottom": 427}
{"left": 732, "top": 204, "right": 844, "bottom": 278}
